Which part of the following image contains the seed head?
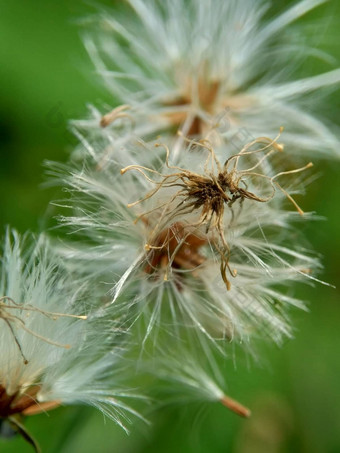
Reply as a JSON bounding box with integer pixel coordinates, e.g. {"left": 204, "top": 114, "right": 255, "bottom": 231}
{"left": 121, "top": 130, "right": 312, "bottom": 289}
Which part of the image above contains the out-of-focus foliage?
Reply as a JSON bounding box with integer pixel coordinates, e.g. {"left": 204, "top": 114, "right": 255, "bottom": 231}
{"left": 0, "top": 1, "right": 339, "bottom": 452}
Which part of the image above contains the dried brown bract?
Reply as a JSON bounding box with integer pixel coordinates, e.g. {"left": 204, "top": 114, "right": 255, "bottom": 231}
{"left": 0, "top": 382, "right": 61, "bottom": 452}
{"left": 121, "top": 130, "right": 312, "bottom": 289}
{"left": 0, "top": 384, "right": 60, "bottom": 418}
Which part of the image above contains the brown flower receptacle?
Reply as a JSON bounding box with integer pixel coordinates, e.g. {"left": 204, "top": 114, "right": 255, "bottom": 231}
{"left": 144, "top": 222, "right": 206, "bottom": 278}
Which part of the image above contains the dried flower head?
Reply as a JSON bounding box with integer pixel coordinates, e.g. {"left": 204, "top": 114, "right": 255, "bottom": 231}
{"left": 121, "top": 131, "right": 313, "bottom": 290}
{"left": 51, "top": 130, "right": 320, "bottom": 350}
{"left": 0, "top": 229, "right": 144, "bottom": 450}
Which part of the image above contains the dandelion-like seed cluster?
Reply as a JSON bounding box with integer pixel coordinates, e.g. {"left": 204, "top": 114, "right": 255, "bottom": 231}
{"left": 1, "top": 0, "right": 339, "bottom": 450}
{"left": 0, "top": 231, "right": 143, "bottom": 449}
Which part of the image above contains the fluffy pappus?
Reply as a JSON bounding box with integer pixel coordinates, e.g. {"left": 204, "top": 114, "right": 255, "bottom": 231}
{"left": 0, "top": 229, "right": 145, "bottom": 447}
{"left": 82, "top": 0, "right": 340, "bottom": 160}
{"left": 49, "top": 131, "right": 321, "bottom": 353}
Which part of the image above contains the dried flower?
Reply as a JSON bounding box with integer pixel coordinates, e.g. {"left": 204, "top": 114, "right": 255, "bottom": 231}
{"left": 0, "top": 229, "right": 143, "bottom": 450}
{"left": 121, "top": 130, "right": 312, "bottom": 290}
{"left": 51, "top": 131, "right": 319, "bottom": 349}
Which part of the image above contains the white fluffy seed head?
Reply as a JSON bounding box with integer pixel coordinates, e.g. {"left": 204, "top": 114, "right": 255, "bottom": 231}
{"left": 81, "top": 0, "right": 340, "bottom": 158}
{"left": 0, "top": 229, "right": 86, "bottom": 395}
{"left": 50, "top": 133, "right": 321, "bottom": 352}
{"left": 0, "top": 229, "right": 144, "bottom": 430}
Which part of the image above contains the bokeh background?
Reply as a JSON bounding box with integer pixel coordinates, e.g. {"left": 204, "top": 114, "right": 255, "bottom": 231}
{"left": 0, "top": 1, "right": 339, "bottom": 452}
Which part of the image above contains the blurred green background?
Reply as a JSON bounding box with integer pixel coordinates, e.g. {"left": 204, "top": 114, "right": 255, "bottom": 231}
{"left": 0, "top": 1, "right": 339, "bottom": 452}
